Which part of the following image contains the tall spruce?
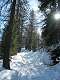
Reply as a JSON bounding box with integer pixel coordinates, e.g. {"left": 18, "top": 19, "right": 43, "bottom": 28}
{"left": 10, "top": 0, "right": 21, "bottom": 55}
{"left": 38, "top": 0, "right": 60, "bottom": 65}
{"left": 2, "top": 0, "right": 16, "bottom": 69}
{"left": 25, "top": 10, "right": 37, "bottom": 51}
{"left": 1, "top": 0, "right": 30, "bottom": 69}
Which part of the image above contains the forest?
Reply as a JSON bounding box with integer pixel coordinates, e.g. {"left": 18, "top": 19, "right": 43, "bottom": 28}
{"left": 0, "top": 0, "right": 60, "bottom": 80}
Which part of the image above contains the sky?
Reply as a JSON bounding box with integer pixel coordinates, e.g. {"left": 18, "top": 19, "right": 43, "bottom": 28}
{"left": 28, "top": 0, "right": 39, "bottom": 11}
{"left": 28, "top": 0, "right": 45, "bottom": 36}
{"left": 28, "top": 0, "right": 44, "bottom": 26}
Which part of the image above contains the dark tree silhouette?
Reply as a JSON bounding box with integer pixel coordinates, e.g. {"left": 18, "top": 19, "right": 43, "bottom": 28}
{"left": 2, "top": 0, "right": 16, "bottom": 69}
{"left": 38, "top": 0, "right": 60, "bottom": 65}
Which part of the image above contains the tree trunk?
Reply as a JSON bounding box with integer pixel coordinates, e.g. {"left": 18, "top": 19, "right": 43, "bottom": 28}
{"left": 3, "top": 0, "right": 16, "bottom": 69}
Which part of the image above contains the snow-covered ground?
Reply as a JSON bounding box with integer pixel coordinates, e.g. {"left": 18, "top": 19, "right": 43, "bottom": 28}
{"left": 0, "top": 48, "right": 60, "bottom": 80}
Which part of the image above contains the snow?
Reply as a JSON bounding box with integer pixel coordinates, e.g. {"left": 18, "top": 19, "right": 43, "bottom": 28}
{"left": 0, "top": 48, "right": 60, "bottom": 80}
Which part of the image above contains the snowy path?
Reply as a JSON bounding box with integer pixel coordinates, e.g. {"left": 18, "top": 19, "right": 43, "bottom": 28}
{"left": 0, "top": 49, "right": 60, "bottom": 80}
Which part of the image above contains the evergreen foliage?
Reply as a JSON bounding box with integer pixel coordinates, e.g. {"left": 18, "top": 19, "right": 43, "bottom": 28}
{"left": 38, "top": 0, "right": 60, "bottom": 65}
{"left": 31, "top": 30, "right": 38, "bottom": 51}
{"left": 25, "top": 10, "right": 37, "bottom": 51}
{"left": 1, "top": 0, "right": 30, "bottom": 69}
{"left": 2, "top": 0, "right": 16, "bottom": 69}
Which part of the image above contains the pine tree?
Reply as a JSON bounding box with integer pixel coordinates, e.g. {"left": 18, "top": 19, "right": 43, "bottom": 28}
{"left": 38, "top": 0, "right": 60, "bottom": 65}
{"left": 25, "top": 10, "right": 37, "bottom": 51}
{"left": 1, "top": 0, "right": 30, "bottom": 69}
{"left": 31, "top": 30, "right": 38, "bottom": 51}
{"left": 2, "top": 0, "right": 16, "bottom": 69}
{"left": 10, "top": 0, "right": 21, "bottom": 55}
{"left": 25, "top": 10, "right": 34, "bottom": 50}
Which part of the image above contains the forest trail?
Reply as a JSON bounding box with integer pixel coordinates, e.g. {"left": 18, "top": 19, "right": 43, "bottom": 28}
{"left": 0, "top": 48, "right": 60, "bottom": 80}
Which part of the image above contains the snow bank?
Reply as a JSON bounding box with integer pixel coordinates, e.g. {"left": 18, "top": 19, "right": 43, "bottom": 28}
{"left": 0, "top": 49, "right": 60, "bottom": 80}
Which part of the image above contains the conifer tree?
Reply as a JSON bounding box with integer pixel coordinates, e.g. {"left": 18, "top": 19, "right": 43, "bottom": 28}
{"left": 38, "top": 0, "right": 60, "bottom": 65}
{"left": 25, "top": 10, "right": 34, "bottom": 50}
{"left": 2, "top": 0, "right": 16, "bottom": 69}
{"left": 10, "top": 0, "right": 21, "bottom": 55}
{"left": 25, "top": 10, "right": 37, "bottom": 51}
